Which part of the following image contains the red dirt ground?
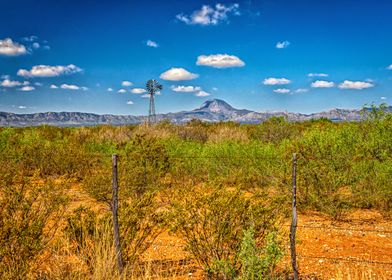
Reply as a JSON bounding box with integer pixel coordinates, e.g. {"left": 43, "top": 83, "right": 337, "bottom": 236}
{"left": 143, "top": 209, "right": 392, "bottom": 279}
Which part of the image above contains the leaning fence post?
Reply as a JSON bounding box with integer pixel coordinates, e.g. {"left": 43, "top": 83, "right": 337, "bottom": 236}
{"left": 112, "top": 154, "right": 124, "bottom": 274}
{"left": 290, "top": 153, "right": 299, "bottom": 280}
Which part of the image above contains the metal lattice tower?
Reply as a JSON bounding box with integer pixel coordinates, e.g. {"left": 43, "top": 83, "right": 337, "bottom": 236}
{"left": 146, "top": 79, "right": 162, "bottom": 125}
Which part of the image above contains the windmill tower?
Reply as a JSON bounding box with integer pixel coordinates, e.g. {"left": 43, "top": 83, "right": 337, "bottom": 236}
{"left": 146, "top": 79, "right": 162, "bottom": 124}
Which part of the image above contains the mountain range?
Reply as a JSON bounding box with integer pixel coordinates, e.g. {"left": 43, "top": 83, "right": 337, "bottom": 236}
{"left": 0, "top": 99, "right": 389, "bottom": 127}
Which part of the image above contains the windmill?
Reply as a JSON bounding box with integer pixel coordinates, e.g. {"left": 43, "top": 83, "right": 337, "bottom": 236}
{"left": 146, "top": 79, "right": 162, "bottom": 124}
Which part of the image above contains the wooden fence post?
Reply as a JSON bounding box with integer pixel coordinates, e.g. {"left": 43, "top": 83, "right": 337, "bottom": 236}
{"left": 112, "top": 154, "right": 124, "bottom": 274}
{"left": 290, "top": 153, "right": 299, "bottom": 280}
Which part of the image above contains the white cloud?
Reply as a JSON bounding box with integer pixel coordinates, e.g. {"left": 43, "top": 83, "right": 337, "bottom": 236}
{"left": 338, "top": 80, "right": 374, "bottom": 90}
{"left": 118, "top": 89, "right": 127, "bottom": 93}
{"left": 196, "top": 54, "right": 245, "bottom": 68}
{"left": 160, "top": 67, "right": 199, "bottom": 81}
{"left": 263, "top": 77, "right": 291, "bottom": 85}
{"left": 121, "top": 81, "right": 133, "bottom": 87}
{"left": 146, "top": 40, "right": 158, "bottom": 48}
{"left": 171, "top": 85, "right": 202, "bottom": 92}
{"left": 387, "top": 65, "right": 392, "bottom": 70}
{"left": 23, "top": 35, "right": 38, "bottom": 42}
{"left": 19, "top": 86, "right": 35, "bottom": 91}
{"left": 141, "top": 94, "right": 150, "bottom": 98}
{"left": 34, "top": 82, "right": 43, "bottom": 86}
{"left": 1, "top": 79, "right": 22, "bottom": 87}
{"left": 81, "top": 86, "right": 88, "bottom": 91}
{"left": 32, "top": 42, "right": 40, "bottom": 49}
{"left": 176, "top": 3, "right": 240, "bottom": 26}
{"left": 276, "top": 41, "right": 290, "bottom": 49}
{"left": 0, "top": 38, "right": 27, "bottom": 56}
{"left": 170, "top": 85, "right": 209, "bottom": 97}
{"left": 295, "top": 88, "right": 309, "bottom": 93}
{"left": 50, "top": 84, "right": 58, "bottom": 89}
{"left": 126, "top": 100, "right": 134, "bottom": 105}
{"left": 311, "top": 80, "right": 335, "bottom": 88}
{"left": 18, "top": 106, "right": 27, "bottom": 109}
{"left": 195, "top": 90, "right": 211, "bottom": 97}
{"left": 107, "top": 87, "right": 113, "bottom": 92}
{"left": 131, "top": 88, "right": 147, "bottom": 94}
{"left": 308, "top": 73, "right": 329, "bottom": 77}
{"left": 17, "top": 64, "right": 82, "bottom": 78}
{"left": 381, "top": 97, "right": 387, "bottom": 100}
{"left": 212, "top": 87, "right": 218, "bottom": 91}
{"left": 273, "top": 88, "right": 291, "bottom": 94}
{"left": 60, "top": 84, "right": 80, "bottom": 90}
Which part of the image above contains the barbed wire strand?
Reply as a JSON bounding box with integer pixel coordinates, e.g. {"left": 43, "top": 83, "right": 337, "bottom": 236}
{"left": 297, "top": 255, "right": 392, "bottom": 266}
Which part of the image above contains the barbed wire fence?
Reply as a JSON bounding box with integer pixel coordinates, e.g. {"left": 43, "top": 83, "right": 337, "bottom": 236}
{"left": 1, "top": 151, "right": 391, "bottom": 277}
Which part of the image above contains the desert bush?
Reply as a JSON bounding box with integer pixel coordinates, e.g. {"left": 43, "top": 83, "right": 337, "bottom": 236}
{"left": 168, "top": 186, "right": 281, "bottom": 279}
{"left": 121, "top": 133, "right": 171, "bottom": 196}
{"left": 237, "top": 228, "right": 283, "bottom": 280}
{"left": 0, "top": 170, "right": 68, "bottom": 279}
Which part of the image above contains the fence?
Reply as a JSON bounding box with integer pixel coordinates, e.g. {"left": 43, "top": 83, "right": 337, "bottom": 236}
{"left": 106, "top": 152, "right": 392, "bottom": 279}
{"left": 1, "top": 151, "right": 391, "bottom": 278}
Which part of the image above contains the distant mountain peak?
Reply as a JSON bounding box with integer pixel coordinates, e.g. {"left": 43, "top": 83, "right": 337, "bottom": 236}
{"left": 196, "top": 99, "right": 235, "bottom": 113}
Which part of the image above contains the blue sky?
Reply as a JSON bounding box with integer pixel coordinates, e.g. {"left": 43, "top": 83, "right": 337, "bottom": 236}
{"left": 1, "top": 0, "right": 392, "bottom": 115}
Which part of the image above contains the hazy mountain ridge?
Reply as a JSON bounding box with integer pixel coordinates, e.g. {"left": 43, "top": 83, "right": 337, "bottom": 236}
{"left": 0, "top": 99, "right": 389, "bottom": 127}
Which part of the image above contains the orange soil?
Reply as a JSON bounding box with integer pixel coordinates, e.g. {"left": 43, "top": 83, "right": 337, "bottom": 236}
{"left": 143, "top": 209, "right": 392, "bottom": 279}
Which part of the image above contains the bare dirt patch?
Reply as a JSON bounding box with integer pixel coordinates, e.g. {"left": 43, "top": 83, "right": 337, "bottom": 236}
{"left": 144, "top": 209, "right": 392, "bottom": 279}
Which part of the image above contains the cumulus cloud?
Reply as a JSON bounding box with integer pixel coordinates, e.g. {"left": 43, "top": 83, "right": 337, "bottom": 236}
{"left": 338, "top": 80, "right": 374, "bottom": 90}
{"left": 1, "top": 79, "right": 22, "bottom": 87}
{"left": 0, "top": 38, "right": 27, "bottom": 56}
{"left": 121, "top": 81, "right": 133, "bottom": 87}
{"left": 195, "top": 90, "right": 211, "bottom": 97}
{"left": 34, "top": 82, "right": 43, "bottom": 86}
{"left": 126, "top": 100, "right": 134, "bottom": 105}
{"left": 32, "top": 42, "right": 40, "bottom": 49}
{"left": 273, "top": 88, "right": 291, "bottom": 94}
{"left": 170, "top": 85, "right": 202, "bottom": 92}
{"left": 146, "top": 40, "right": 158, "bottom": 48}
{"left": 263, "top": 77, "right": 291, "bottom": 85}
{"left": 17, "top": 64, "right": 82, "bottom": 78}
{"left": 276, "top": 41, "right": 290, "bottom": 49}
{"left": 381, "top": 97, "right": 387, "bottom": 100}
{"left": 160, "top": 67, "right": 199, "bottom": 81}
{"left": 18, "top": 106, "right": 27, "bottom": 109}
{"left": 118, "top": 89, "right": 127, "bottom": 93}
{"left": 50, "top": 84, "right": 58, "bottom": 89}
{"left": 196, "top": 54, "right": 245, "bottom": 68}
{"left": 131, "top": 88, "right": 147, "bottom": 94}
{"left": 141, "top": 94, "right": 150, "bottom": 98}
{"left": 176, "top": 3, "right": 240, "bottom": 26}
{"left": 295, "top": 88, "right": 309, "bottom": 93}
{"left": 311, "top": 80, "right": 335, "bottom": 88}
{"left": 19, "top": 86, "right": 35, "bottom": 91}
{"left": 387, "top": 65, "right": 392, "bottom": 70}
{"left": 308, "top": 73, "right": 329, "bottom": 77}
{"left": 107, "top": 88, "right": 113, "bottom": 92}
{"left": 60, "top": 84, "right": 80, "bottom": 90}
{"left": 170, "top": 85, "right": 208, "bottom": 97}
